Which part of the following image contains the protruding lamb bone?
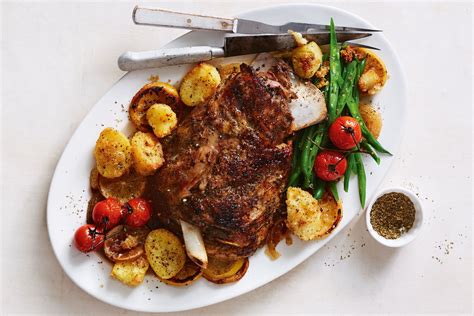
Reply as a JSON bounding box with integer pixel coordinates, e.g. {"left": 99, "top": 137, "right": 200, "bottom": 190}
{"left": 180, "top": 220, "right": 208, "bottom": 269}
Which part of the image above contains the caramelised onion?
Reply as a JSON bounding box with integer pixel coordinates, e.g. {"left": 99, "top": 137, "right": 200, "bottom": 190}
{"left": 103, "top": 225, "right": 149, "bottom": 262}
{"left": 180, "top": 220, "right": 208, "bottom": 269}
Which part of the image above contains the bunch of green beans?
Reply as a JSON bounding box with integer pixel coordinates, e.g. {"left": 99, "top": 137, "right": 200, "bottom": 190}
{"left": 287, "top": 18, "right": 391, "bottom": 209}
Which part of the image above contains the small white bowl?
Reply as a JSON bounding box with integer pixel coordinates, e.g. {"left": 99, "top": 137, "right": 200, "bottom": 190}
{"left": 366, "top": 187, "right": 423, "bottom": 247}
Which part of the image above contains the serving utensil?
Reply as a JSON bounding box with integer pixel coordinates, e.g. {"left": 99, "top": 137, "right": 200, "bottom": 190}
{"left": 133, "top": 6, "right": 382, "bottom": 34}
{"left": 118, "top": 32, "right": 373, "bottom": 71}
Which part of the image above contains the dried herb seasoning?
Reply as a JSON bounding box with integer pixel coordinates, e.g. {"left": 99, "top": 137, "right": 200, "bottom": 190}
{"left": 370, "top": 192, "right": 416, "bottom": 239}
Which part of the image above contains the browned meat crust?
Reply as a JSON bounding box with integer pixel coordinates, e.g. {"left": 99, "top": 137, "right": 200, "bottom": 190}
{"left": 150, "top": 63, "right": 294, "bottom": 260}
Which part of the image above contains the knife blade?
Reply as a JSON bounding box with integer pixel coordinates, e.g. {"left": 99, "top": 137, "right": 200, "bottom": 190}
{"left": 133, "top": 6, "right": 381, "bottom": 34}
{"left": 118, "top": 32, "right": 372, "bottom": 71}
{"left": 224, "top": 32, "right": 371, "bottom": 56}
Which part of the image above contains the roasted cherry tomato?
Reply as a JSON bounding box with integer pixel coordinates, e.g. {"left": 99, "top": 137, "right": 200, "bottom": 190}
{"left": 314, "top": 150, "right": 348, "bottom": 181}
{"left": 123, "top": 198, "right": 152, "bottom": 227}
{"left": 92, "top": 197, "right": 123, "bottom": 230}
{"left": 329, "top": 116, "right": 362, "bottom": 150}
{"left": 74, "top": 224, "right": 104, "bottom": 253}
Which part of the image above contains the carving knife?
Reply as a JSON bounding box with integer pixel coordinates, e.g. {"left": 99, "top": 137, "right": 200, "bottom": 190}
{"left": 118, "top": 32, "right": 372, "bottom": 71}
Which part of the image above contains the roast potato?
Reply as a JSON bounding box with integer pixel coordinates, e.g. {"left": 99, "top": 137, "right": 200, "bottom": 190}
{"left": 94, "top": 128, "right": 132, "bottom": 179}
{"left": 129, "top": 81, "right": 181, "bottom": 132}
{"left": 359, "top": 103, "right": 382, "bottom": 139}
{"left": 179, "top": 63, "right": 221, "bottom": 107}
{"left": 291, "top": 41, "right": 323, "bottom": 79}
{"left": 98, "top": 171, "right": 146, "bottom": 204}
{"left": 286, "top": 187, "right": 342, "bottom": 241}
{"left": 146, "top": 103, "right": 178, "bottom": 138}
{"left": 203, "top": 257, "right": 249, "bottom": 284}
{"left": 160, "top": 259, "right": 203, "bottom": 287}
{"left": 131, "top": 131, "right": 164, "bottom": 176}
{"left": 111, "top": 256, "right": 149, "bottom": 287}
{"left": 145, "top": 229, "right": 186, "bottom": 280}
{"left": 353, "top": 47, "right": 387, "bottom": 95}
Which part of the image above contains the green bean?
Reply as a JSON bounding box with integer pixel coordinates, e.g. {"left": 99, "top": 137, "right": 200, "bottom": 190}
{"left": 298, "top": 128, "right": 311, "bottom": 151}
{"left": 328, "top": 181, "right": 339, "bottom": 201}
{"left": 302, "top": 124, "right": 326, "bottom": 188}
{"left": 354, "top": 153, "right": 366, "bottom": 208}
{"left": 288, "top": 132, "right": 304, "bottom": 187}
{"left": 323, "top": 83, "right": 330, "bottom": 103}
{"left": 344, "top": 153, "right": 355, "bottom": 192}
{"left": 300, "top": 126, "right": 317, "bottom": 187}
{"left": 352, "top": 58, "right": 365, "bottom": 104}
{"left": 313, "top": 177, "right": 326, "bottom": 200}
{"left": 328, "top": 18, "right": 342, "bottom": 124}
{"left": 336, "top": 60, "right": 357, "bottom": 117}
{"left": 322, "top": 53, "right": 329, "bottom": 62}
{"left": 360, "top": 140, "right": 380, "bottom": 164}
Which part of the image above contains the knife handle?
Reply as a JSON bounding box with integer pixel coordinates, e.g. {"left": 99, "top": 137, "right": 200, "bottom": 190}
{"left": 118, "top": 46, "right": 225, "bottom": 71}
{"left": 133, "top": 6, "right": 235, "bottom": 32}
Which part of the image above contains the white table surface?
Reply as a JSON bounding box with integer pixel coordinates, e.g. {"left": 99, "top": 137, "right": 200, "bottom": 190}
{"left": 1, "top": 1, "right": 472, "bottom": 314}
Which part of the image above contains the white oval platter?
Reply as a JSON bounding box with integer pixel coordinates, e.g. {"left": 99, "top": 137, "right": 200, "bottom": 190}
{"left": 47, "top": 3, "right": 407, "bottom": 312}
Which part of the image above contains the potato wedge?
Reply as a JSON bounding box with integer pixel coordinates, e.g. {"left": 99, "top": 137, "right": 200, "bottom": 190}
{"left": 111, "top": 256, "right": 149, "bottom": 287}
{"left": 179, "top": 63, "right": 221, "bottom": 107}
{"left": 146, "top": 104, "right": 178, "bottom": 138}
{"left": 145, "top": 229, "right": 186, "bottom": 280}
{"left": 353, "top": 47, "right": 387, "bottom": 95}
{"left": 98, "top": 172, "right": 146, "bottom": 204}
{"left": 131, "top": 131, "right": 164, "bottom": 176}
{"left": 129, "top": 81, "right": 181, "bottom": 131}
{"left": 160, "top": 259, "right": 203, "bottom": 287}
{"left": 286, "top": 187, "right": 342, "bottom": 241}
{"left": 203, "top": 257, "right": 249, "bottom": 284}
{"left": 94, "top": 128, "right": 132, "bottom": 179}
{"left": 291, "top": 41, "right": 323, "bottom": 79}
{"left": 359, "top": 103, "right": 382, "bottom": 139}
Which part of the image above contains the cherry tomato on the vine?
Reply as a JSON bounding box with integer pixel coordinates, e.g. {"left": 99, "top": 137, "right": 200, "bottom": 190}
{"left": 314, "top": 150, "right": 348, "bottom": 181}
{"left": 329, "top": 116, "right": 362, "bottom": 150}
{"left": 74, "top": 224, "right": 104, "bottom": 253}
{"left": 92, "top": 197, "right": 123, "bottom": 230}
{"left": 122, "top": 198, "right": 152, "bottom": 227}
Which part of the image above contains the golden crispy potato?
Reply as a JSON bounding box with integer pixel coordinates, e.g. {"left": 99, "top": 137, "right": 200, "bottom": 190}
{"left": 98, "top": 172, "right": 146, "bottom": 203}
{"left": 94, "top": 128, "right": 132, "bottom": 179}
{"left": 359, "top": 104, "right": 382, "bottom": 139}
{"left": 291, "top": 41, "right": 323, "bottom": 79}
{"left": 179, "top": 63, "right": 221, "bottom": 107}
{"left": 129, "top": 81, "right": 181, "bottom": 131}
{"left": 146, "top": 103, "right": 178, "bottom": 138}
{"left": 160, "top": 259, "right": 203, "bottom": 287}
{"left": 131, "top": 131, "right": 164, "bottom": 176}
{"left": 203, "top": 257, "right": 249, "bottom": 284}
{"left": 353, "top": 47, "right": 387, "bottom": 95}
{"left": 89, "top": 167, "right": 99, "bottom": 191}
{"left": 145, "top": 229, "right": 186, "bottom": 280}
{"left": 111, "top": 256, "right": 149, "bottom": 287}
{"left": 286, "top": 188, "right": 342, "bottom": 241}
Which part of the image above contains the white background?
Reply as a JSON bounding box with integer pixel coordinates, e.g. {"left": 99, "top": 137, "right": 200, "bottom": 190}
{"left": 1, "top": 0, "right": 472, "bottom": 314}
